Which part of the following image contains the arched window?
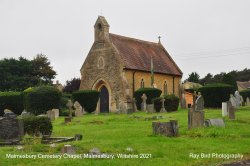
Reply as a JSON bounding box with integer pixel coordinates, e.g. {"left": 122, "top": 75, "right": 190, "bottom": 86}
{"left": 140, "top": 79, "right": 145, "bottom": 88}
{"left": 164, "top": 81, "right": 168, "bottom": 94}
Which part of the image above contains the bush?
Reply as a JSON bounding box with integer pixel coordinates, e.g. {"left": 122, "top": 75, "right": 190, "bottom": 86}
{"left": 240, "top": 89, "right": 250, "bottom": 102}
{"left": 23, "top": 86, "right": 62, "bottom": 115}
{"left": 152, "top": 97, "right": 162, "bottom": 112}
{"left": 0, "top": 92, "right": 23, "bottom": 116}
{"left": 72, "top": 90, "right": 100, "bottom": 113}
{"left": 134, "top": 88, "right": 162, "bottom": 109}
{"left": 164, "top": 94, "right": 180, "bottom": 112}
{"left": 60, "top": 93, "right": 72, "bottom": 110}
{"left": 22, "top": 116, "right": 52, "bottom": 136}
{"left": 198, "top": 83, "right": 234, "bottom": 108}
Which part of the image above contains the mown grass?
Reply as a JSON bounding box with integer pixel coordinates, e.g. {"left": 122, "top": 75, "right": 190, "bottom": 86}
{"left": 0, "top": 107, "right": 250, "bottom": 166}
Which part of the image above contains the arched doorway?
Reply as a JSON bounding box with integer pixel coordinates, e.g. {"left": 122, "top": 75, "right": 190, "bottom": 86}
{"left": 100, "top": 85, "right": 109, "bottom": 113}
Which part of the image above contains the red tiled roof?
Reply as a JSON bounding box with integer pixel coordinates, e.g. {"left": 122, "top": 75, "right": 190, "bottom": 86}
{"left": 237, "top": 81, "right": 250, "bottom": 90}
{"left": 109, "top": 33, "right": 182, "bottom": 76}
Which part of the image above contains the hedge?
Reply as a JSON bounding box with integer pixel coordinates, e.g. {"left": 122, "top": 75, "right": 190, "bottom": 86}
{"left": 134, "top": 88, "right": 162, "bottom": 110}
{"left": 198, "top": 83, "right": 234, "bottom": 108}
{"left": 0, "top": 92, "right": 23, "bottom": 116}
{"left": 240, "top": 89, "right": 250, "bottom": 102}
{"left": 153, "top": 94, "right": 179, "bottom": 112}
{"left": 22, "top": 116, "right": 52, "bottom": 136}
{"left": 72, "top": 90, "right": 100, "bottom": 113}
{"left": 23, "top": 86, "right": 62, "bottom": 115}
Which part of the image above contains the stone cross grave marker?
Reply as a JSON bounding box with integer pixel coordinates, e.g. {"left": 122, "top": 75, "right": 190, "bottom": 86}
{"left": 141, "top": 93, "right": 147, "bottom": 111}
{"left": 160, "top": 98, "right": 166, "bottom": 113}
{"left": 66, "top": 100, "right": 74, "bottom": 118}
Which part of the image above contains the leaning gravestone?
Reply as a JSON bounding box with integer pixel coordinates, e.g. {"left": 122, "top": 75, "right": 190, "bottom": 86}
{"left": 0, "top": 110, "right": 24, "bottom": 145}
{"left": 205, "top": 119, "right": 225, "bottom": 127}
{"left": 152, "top": 120, "right": 178, "bottom": 137}
{"left": 222, "top": 102, "right": 228, "bottom": 117}
{"left": 141, "top": 93, "right": 147, "bottom": 111}
{"left": 73, "top": 101, "right": 83, "bottom": 117}
{"left": 188, "top": 93, "right": 205, "bottom": 129}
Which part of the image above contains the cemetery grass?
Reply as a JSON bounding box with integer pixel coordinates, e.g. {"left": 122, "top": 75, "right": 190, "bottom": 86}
{"left": 1, "top": 107, "right": 250, "bottom": 166}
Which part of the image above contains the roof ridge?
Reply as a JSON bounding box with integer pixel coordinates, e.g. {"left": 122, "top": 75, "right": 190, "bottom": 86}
{"left": 109, "top": 33, "right": 159, "bottom": 45}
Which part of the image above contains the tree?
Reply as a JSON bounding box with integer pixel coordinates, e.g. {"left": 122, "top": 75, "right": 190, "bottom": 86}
{"left": 32, "top": 54, "right": 56, "bottom": 84}
{"left": 186, "top": 72, "right": 200, "bottom": 83}
{"left": 199, "top": 73, "right": 213, "bottom": 85}
{"left": 63, "top": 77, "right": 81, "bottom": 93}
{"left": 222, "top": 73, "right": 237, "bottom": 90}
{"left": 0, "top": 55, "right": 57, "bottom": 91}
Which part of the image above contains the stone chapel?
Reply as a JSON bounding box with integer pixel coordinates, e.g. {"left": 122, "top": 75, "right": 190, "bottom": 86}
{"left": 80, "top": 16, "right": 183, "bottom": 113}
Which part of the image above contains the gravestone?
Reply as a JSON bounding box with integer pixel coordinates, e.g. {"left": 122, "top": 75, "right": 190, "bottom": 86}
{"left": 247, "top": 97, "right": 250, "bottom": 107}
{"left": 47, "top": 110, "right": 55, "bottom": 121}
{"left": 73, "top": 101, "right": 83, "bottom": 117}
{"left": 230, "top": 94, "right": 237, "bottom": 108}
{"left": 160, "top": 98, "right": 166, "bottom": 113}
{"left": 205, "top": 119, "right": 225, "bottom": 127}
{"left": 141, "top": 93, "right": 147, "bottom": 111}
{"left": 188, "top": 93, "right": 205, "bottom": 129}
{"left": 0, "top": 111, "right": 24, "bottom": 144}
{"left": 52, "top": 109, "right": 59, "bottom": 119}
{"left": 180, "top": 93, "right": 187, "bottom": 109}
{"left": 152, "top": 120, "right": 178, "bottom": 137}
{"left": 125, "top": 99, "right": 133, "bottom": 114}
{"left": 146, "top": 104, "right": 155, "bottom": 113}
{"left": 132, "top": 98, "right": 137, "bottom": 112}
{"left": 222, "top": 102, "right": 228, "bottom": 117}
{"left": 234, "top": 91, "right": 242, "bottom": 108}
{"left": 228, "top": 101, "right": 235, "bottom": 120}
{"left": 66, "top": 100, "right": 73, "bottom": 118}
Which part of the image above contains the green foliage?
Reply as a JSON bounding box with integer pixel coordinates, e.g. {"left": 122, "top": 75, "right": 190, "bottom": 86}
{"left": 22, "top": 116, "right": 52, "bottom": 136}
{"left": 222, "top": 73, "right": 237, "bottom": 90}
{"left": 198, "top": 83, "right": 234, "bottom": 108}
{"left": 63, "top": 77, "right": 81, "bottom": 93}
{"left": 23, "top": 86, "right": 62, "bottom": 115}
{"left": 72, "top": 90, "right": 100, "bottom": 113}
{"left": 134, "top": 88, "right": 162, "bottom": 109}
{"left": 0, "top": 92, "right": 23, "bottom": 116}
{"left": 240, "top": 89, "right": 250, "bottom": 102}
{"left": 154, "top": 94, "right": 180, "bottom": 112}
{"left": 187, "top": 72, "right": 200, "bottom": 83}
{"left": 60, "top": 93, "right": 72, "bottom": 110}
{"left": 0, "top": 55, "right": 56, "bottom": 91}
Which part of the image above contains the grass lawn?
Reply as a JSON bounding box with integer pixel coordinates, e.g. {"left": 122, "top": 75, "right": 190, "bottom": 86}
{"left": 0, "top": 107, "right": 250, "bottom": 166}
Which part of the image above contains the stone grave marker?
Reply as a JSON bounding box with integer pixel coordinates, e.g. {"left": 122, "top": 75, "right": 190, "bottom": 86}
{"left": 222, "top": 102, "right": 228, "bottom": 117}
{"left": 205, "top": 119, "right": 225, "bottom": 127}
{"left": 247, "top": 97, "right": 250, "bottom": 106}
{"left": 61, "top": 145, "right": 76, "bottom": 154}
{"left": 141, "top": 93, "right": 147, "bottom": 111}
{"left": 74, "top": 101, "right": 83, "bottom": 117}
{"left": 146, "top": 104, "right": 155, "bottom": 113}
{"left": 160, "top": 98, "right": 166, "bottom": 113}
{"left": 132, "top": 98, "right": 137, "bottom": 112}
{"left": 0, "top": 111, "right": 24, "bottom": 145}
{"left": 52, "top": 109, "right": 59, "bottom": 119}
{"left": 234, "top": 91, "right": 242, "bottom": 108}
{"left": 230, "top": 94, "right": 237, "bottom": 108}
{"left": 47, "top": 110, "right": 55, "bottom": 121}
{"left": 66, "top": 100, "right": 73, "bottom": 118}
{"left": 188, "top": 92, "right": 205, "bottom": 129}
{"left": 152, "top": 120, "right": 178, "bottom": 137}
{"left": 228, "top": 101, "right": 235, "bottom": 120}
{"left": 180, "top": 93, "right": 187, "bottom": 109}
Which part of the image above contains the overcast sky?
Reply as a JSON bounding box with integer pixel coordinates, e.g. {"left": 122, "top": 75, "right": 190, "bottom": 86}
{"left": 1, "top": 0, "right": 250, "bottom": 85}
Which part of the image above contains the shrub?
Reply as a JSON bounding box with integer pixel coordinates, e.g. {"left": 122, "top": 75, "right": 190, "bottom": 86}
{"left": 134, "top": 88, "right": 162, "bottom": 109}
{"left": 198, "top": 83, "right": 234, "bottom": 108}
{"left": 240, "top": 89, "right": 250, "bottom": 102}
{"left": 152, "top": 97, "right": 162, "bottom": 112}
{"left": 72, "top": 90, "right": 100, "bottom": 113}
{"left": 164, "top": 94, "right": 180, "bottom": 112}
{"left": 22, "top": 116, "right": 52, "bottom": 136}
{"left": 0, "top": 92, "right": 23, "bottom": 116}
{"left": 23, "top": 86, "right": 62, "bottom": 115}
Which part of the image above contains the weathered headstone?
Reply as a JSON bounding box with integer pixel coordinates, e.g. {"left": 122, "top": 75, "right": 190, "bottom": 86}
{"left": 73, "top": 101, "right": 83, "bottom": 117}
{"left": 47, "top": 110, "right": 55, "bottom": 121}
{"left": 188, "top": 92, "right": 205, "bottom": 129}
{"left": 132, "top": 98, "right": 137, "bottom": 112}
{"left": 230, "top": 94, "right": 237, "bottom": 108}
{"left": 146, "top": 104, "right": 155, "bottom": 113}
{"left": 160, "top": 98, "right": 166, "bottom": 113}
{"left": 222, "top": 102, "right": 228, "bottom": 117}
{"left": 228, "top": 101, "right": 235, "bottom": 120}
{"left": 247, "top": 97, "right": 250, "bottom": 107}
{"left": 61, "top": 145, "right": 76, "bottom": 154}
{"left": 125, "top": 99, "right": 133, "bottom": 114}
{"left": 89, "top": 147, "right": 101, "bottom": 155}
{"left": 141, "top": 93, "right": 147, "bottom": 111}
{"left": 52, "top": 109, "right": 59, "bottom": 119}
{"left": 0, "top": 111, "right": 24, "bottom": 144}
{"left": 234, "top": 91, "right": 243, "bottom": 108}
{"left": 152, "top": 120, "right": 178, "bottom": 137}
{"left": 180, "top": 93, "right": 187, "bottom": 109}
{"left": 205, "top": 119, "right": 225, "bottom": 127}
